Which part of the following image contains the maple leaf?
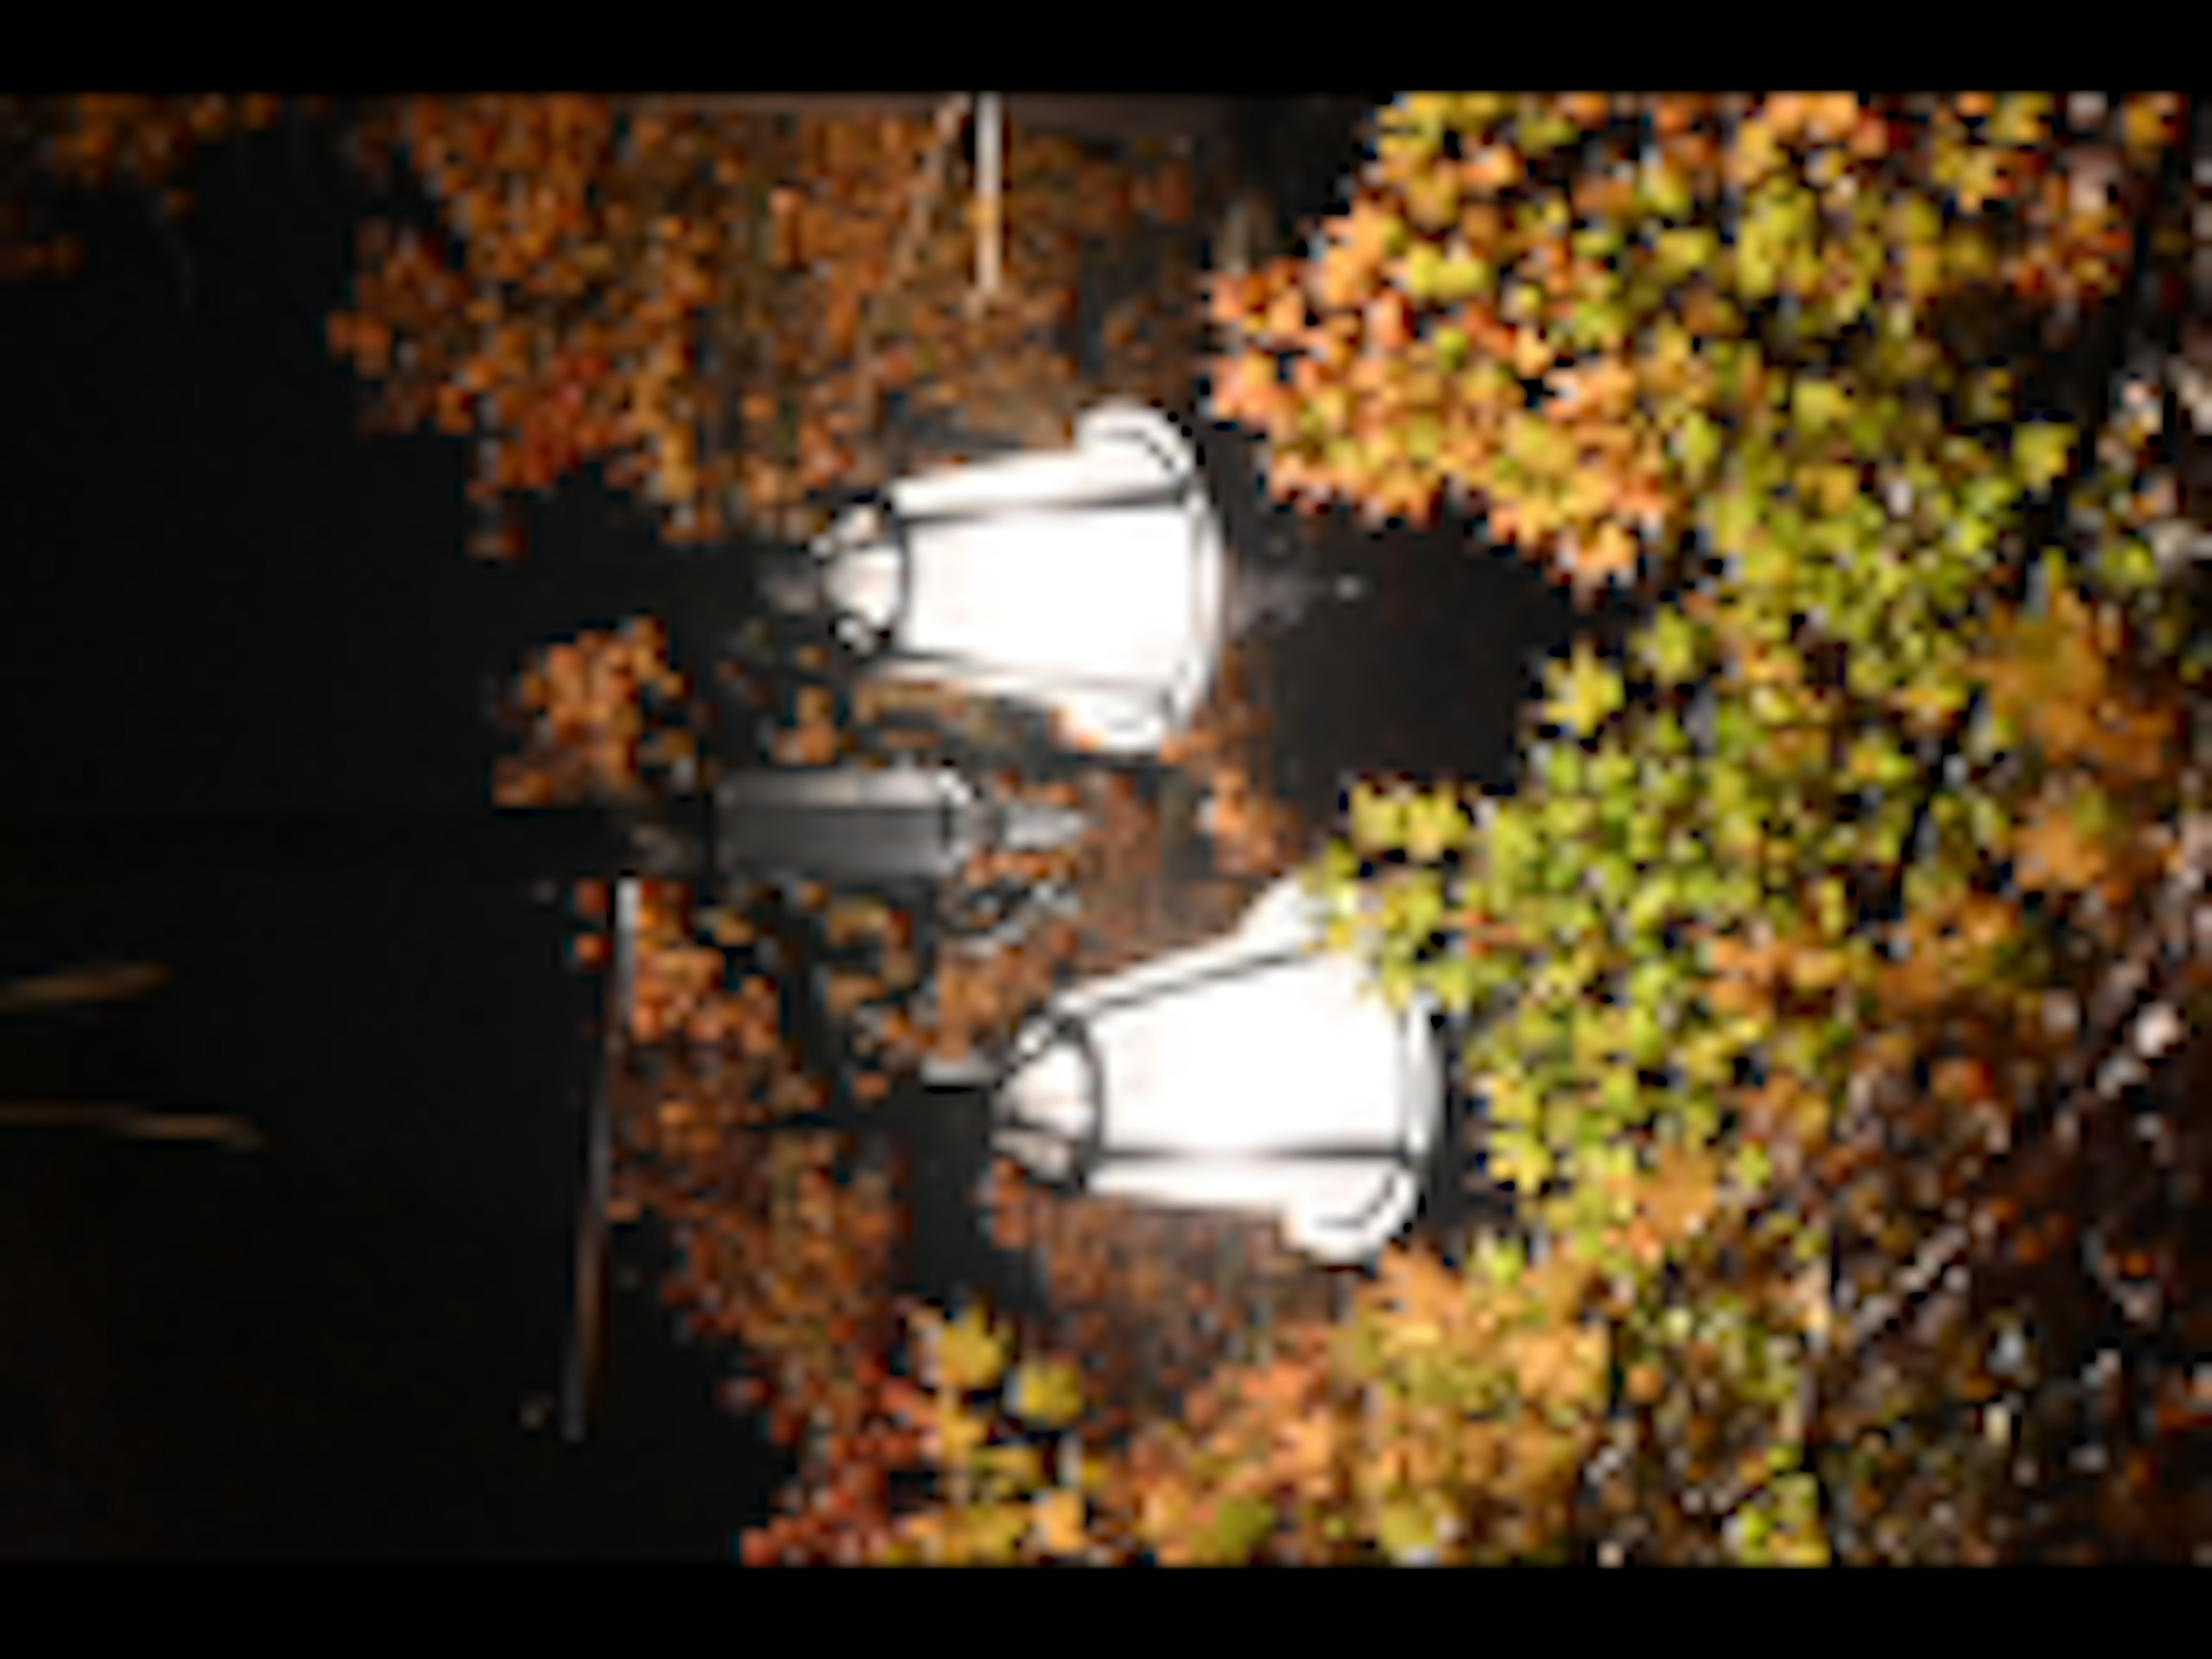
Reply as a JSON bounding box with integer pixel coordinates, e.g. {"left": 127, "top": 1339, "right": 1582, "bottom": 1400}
{"left": 2012, "top": 422, "right": 2075, "bottom": 494}
{"left": 2012, "top": 793, "right": 2111, "bottom": 893}
{"left": 1376, "top": 1250, "right": 1465, "bottom": 1350}
{"left": 1546, "top": 357, "right": 1638, "bottom": 422}
{"left": 1556, "top": 465, "right": 1617, "bottom": 523}
{"left": 1566, "top": 520, "right": 1642, "bottom": 594}
{"left": 1703, "top": 927, "right": 1792, "bottom": 1022}
{"left": 1542, "top": 638, "right": 1627, "bottom": 736}
{"left": 1641, "top": 1145, "right": 1721, "bottom": 1240}
{"left": 1274, "top": 1412, "right": 1340, "bottom": 1502}
{"left": 1237, "top": 1357, "right": 1321, "bottom": 1420}
{"left": 1488, "top": 489, "right": 1563, "bottom": 549}
{"left": 1508, "top": 1324, "right": 1607, "bottom": 1414}
{"left": 925, "top": 1304, "right": 1010, "bottom": 1393}
{"left": 929, "top": 1397, "right": 990, "bottom": 1465}
{"left": 1509, "top": 326, "right": 1557, "bottom": 380}
{"left": 1031, "top": 1489, "right": 1089, "bottom": 1558}
{"left": 1009, "top": 1358, "right": 1086, "bottom": 1430}
{"left": 1350, "top": 779, "right": 1412, "bottom": 857}
{"left": 1404, "top": 786, "right": 1472, "bottom": 861}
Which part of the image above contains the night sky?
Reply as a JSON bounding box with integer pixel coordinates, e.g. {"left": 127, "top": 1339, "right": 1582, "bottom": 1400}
{"left": 0, "top": 112, "right": 789, "bottom": 1558}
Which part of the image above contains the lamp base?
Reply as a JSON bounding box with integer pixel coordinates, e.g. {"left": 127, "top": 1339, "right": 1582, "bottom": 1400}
{"left": 754, "top": 547, "right": 828, "bottom": 617}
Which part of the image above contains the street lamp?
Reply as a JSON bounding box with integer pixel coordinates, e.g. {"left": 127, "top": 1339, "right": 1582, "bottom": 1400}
{"left": 974, "top": 870, "right": 1449, "bottom": 1268}
{"left": 757, "top": 399, "right": 1365, "bottom": 767}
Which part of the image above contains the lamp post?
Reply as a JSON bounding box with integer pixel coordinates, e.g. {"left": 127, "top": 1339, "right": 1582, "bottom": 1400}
{"left": 613, "top": 756, "right": 1092, "bottom": 950}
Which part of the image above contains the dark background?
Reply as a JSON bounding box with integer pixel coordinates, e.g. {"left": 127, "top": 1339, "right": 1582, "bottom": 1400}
{"left": 0, "top": 108, "right": 792, "bottom": 1559}
{"left": 0, "top": 96, "right": 1601, "bottom": 1558}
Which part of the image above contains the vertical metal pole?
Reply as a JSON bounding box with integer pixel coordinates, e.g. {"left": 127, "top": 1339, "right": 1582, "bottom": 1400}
{"left": 563, "top": 874, "right": 634, "bottom": 1443}
{"left": 975, "top": 93, "right": 1001, "bottom": 306}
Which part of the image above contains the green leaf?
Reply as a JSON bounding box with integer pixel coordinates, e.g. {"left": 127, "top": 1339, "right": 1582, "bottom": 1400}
{"left": 1402, "top": 242, "right": 1445, "bottom": 302}
{"left": 1521, "top": 110, "right": 1578, "bottom": 156}
{"left": 1813, "top": 877, "right": 1850, "bottom": 941}
{"left": 1654, "top": 226, "right": 1719, "bottom": 282}
{"left": 1674, "top": 410, "right": 1722, "bottom": 484}
{"left": 1543, "top": 640, "right": 1628, "bottom": 737}
{"left": 1730, "top": 1141, "right": 1774, "bottom": 1195}
{"left": 1352, "top": 781, "right": 1411, "bottom": 856}
{"left": 2012, "top": 423, "right": 2075, "bottom": 495}
{"left": 1211, "top": 1497, "right": 1277, "bottom": 1564}
{"left": 1399, "top": 868, "right": 1447, "bottom": 944}
{"left": 1425, "top": 953, "right": 1482, "bottom": 1016}
{"left": 1573, "top": 225, "right": 1625, "bottom": 261}
{"left": 1641, "top": 160, "right": 1692, "bottom": 220}
{"left": 1405, "top": 787, "right": 1472, "bottom": 861}
{"left": 1491, "top": 1128, "right": 1552, "bottom": 1192}
{"left": 1600, "top": 1065, "right": 1641, "bottom": 1120}
{"left": 1641, "top": 608, "right": 1702, "bottom": 690}
{"left": 1379, "top": 1500, "right": 1437, "bottom": 1562}
{"left": 1546, "top": 745, "right": 1588, "bottom": 797}
{"left": 1483, "top": 1070, "right": 1537, "bottom": 1133}
{"left": 1489, "top": 806, "right": 1543, "bottom": 890}
{"left": 1592, "top": 743, "right": 1638, "bottom": 795}
{"left": 1568, "top": 298, "right": 1631, "bottom": 354}
{"left": 1628, "top": 1007, "right": 1669, "bottom": 1073}
{"left": 1437, "top": 248, "right": 1493, "bottom": 303}
{"left": 1627, "top": 874, "right": 1675, "bottom": 935}
{"left": 1473, "top": 1233, "right": 1526, "bottom": 1289}
{"left": 1379, "top": 958, "right": 1418, "bottom": 1013}
{"left": 1791, "top": 378, "right": 1850, "bottom": 434}
{"left": 1710, "top": 487, "right": 1760, "bottom": 558}
{"left": 1892, "top": 194, "right": 1943, "bottom": 247}
{"left": 2094, "top": 536, "right": 2162, "bottom": 594}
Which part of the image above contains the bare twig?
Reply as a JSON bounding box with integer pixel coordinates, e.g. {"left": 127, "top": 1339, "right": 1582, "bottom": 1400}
{"left": 851, "top": 94, "right": 972, "bottom": 484}
{"left": 0, "top": 1103, "right": 264, "bottom": 1150}
{"left": 0, "top": 960, "right": 168, "bottom": 1011}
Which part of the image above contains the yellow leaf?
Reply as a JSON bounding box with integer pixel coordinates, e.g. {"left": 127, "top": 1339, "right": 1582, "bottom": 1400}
{"left": 1351, "top": 781, "right": 1410, "bottom": 855}
{"left": 2012, "top": 423, "right": 2075, "bottom": 494}
{"left": 1801, "top": 462, "right": 1860, "bottom": 516}
{"left": 1379, "top": 1499, "right": 1437, "bottom": 1560}
{"left": 933, "top": 1399, "right": 990, "bottom": 1464}
{"left": 1404, "top": 786, "right": 1472, "bottom": 861}
{"left": 1009, "top": 1358, "right": 1086, "bottom": 1429}
{"left": 1510, "top": 327, "right": 1556, "bottom": 380}
{"left": 931, "top": 1304, "right": 1011, "bottom": 1392}
{"left": 1031, "top": 1488, "right": 1089, "bottom": 1557}
{"left": 953, "top": 1502, "right": 1030, "bottom": 1564}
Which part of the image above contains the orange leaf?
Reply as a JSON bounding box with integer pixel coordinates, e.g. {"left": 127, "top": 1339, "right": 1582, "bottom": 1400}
{"left": 2013, "top": 796, "right": 2111, "bottom": 893}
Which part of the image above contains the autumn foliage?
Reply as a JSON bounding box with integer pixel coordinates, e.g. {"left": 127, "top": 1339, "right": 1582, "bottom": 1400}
{"left": 0, "top": 94, "right": 295, "bottom": 280}
{"left": 319, "top": 98, "right": 1204, "bottom": 558}
{"left": 493, "top": 616, "right": 695, "bottom": 808}
{"left": 1202, "top": 93, "right": 2186, "bottom": 606}
{"left": 806, "top": 93, "right": 2208, "bottom": 1566}
{"left": 21, "top": 90, "right": 2202, "bottom": 1565}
